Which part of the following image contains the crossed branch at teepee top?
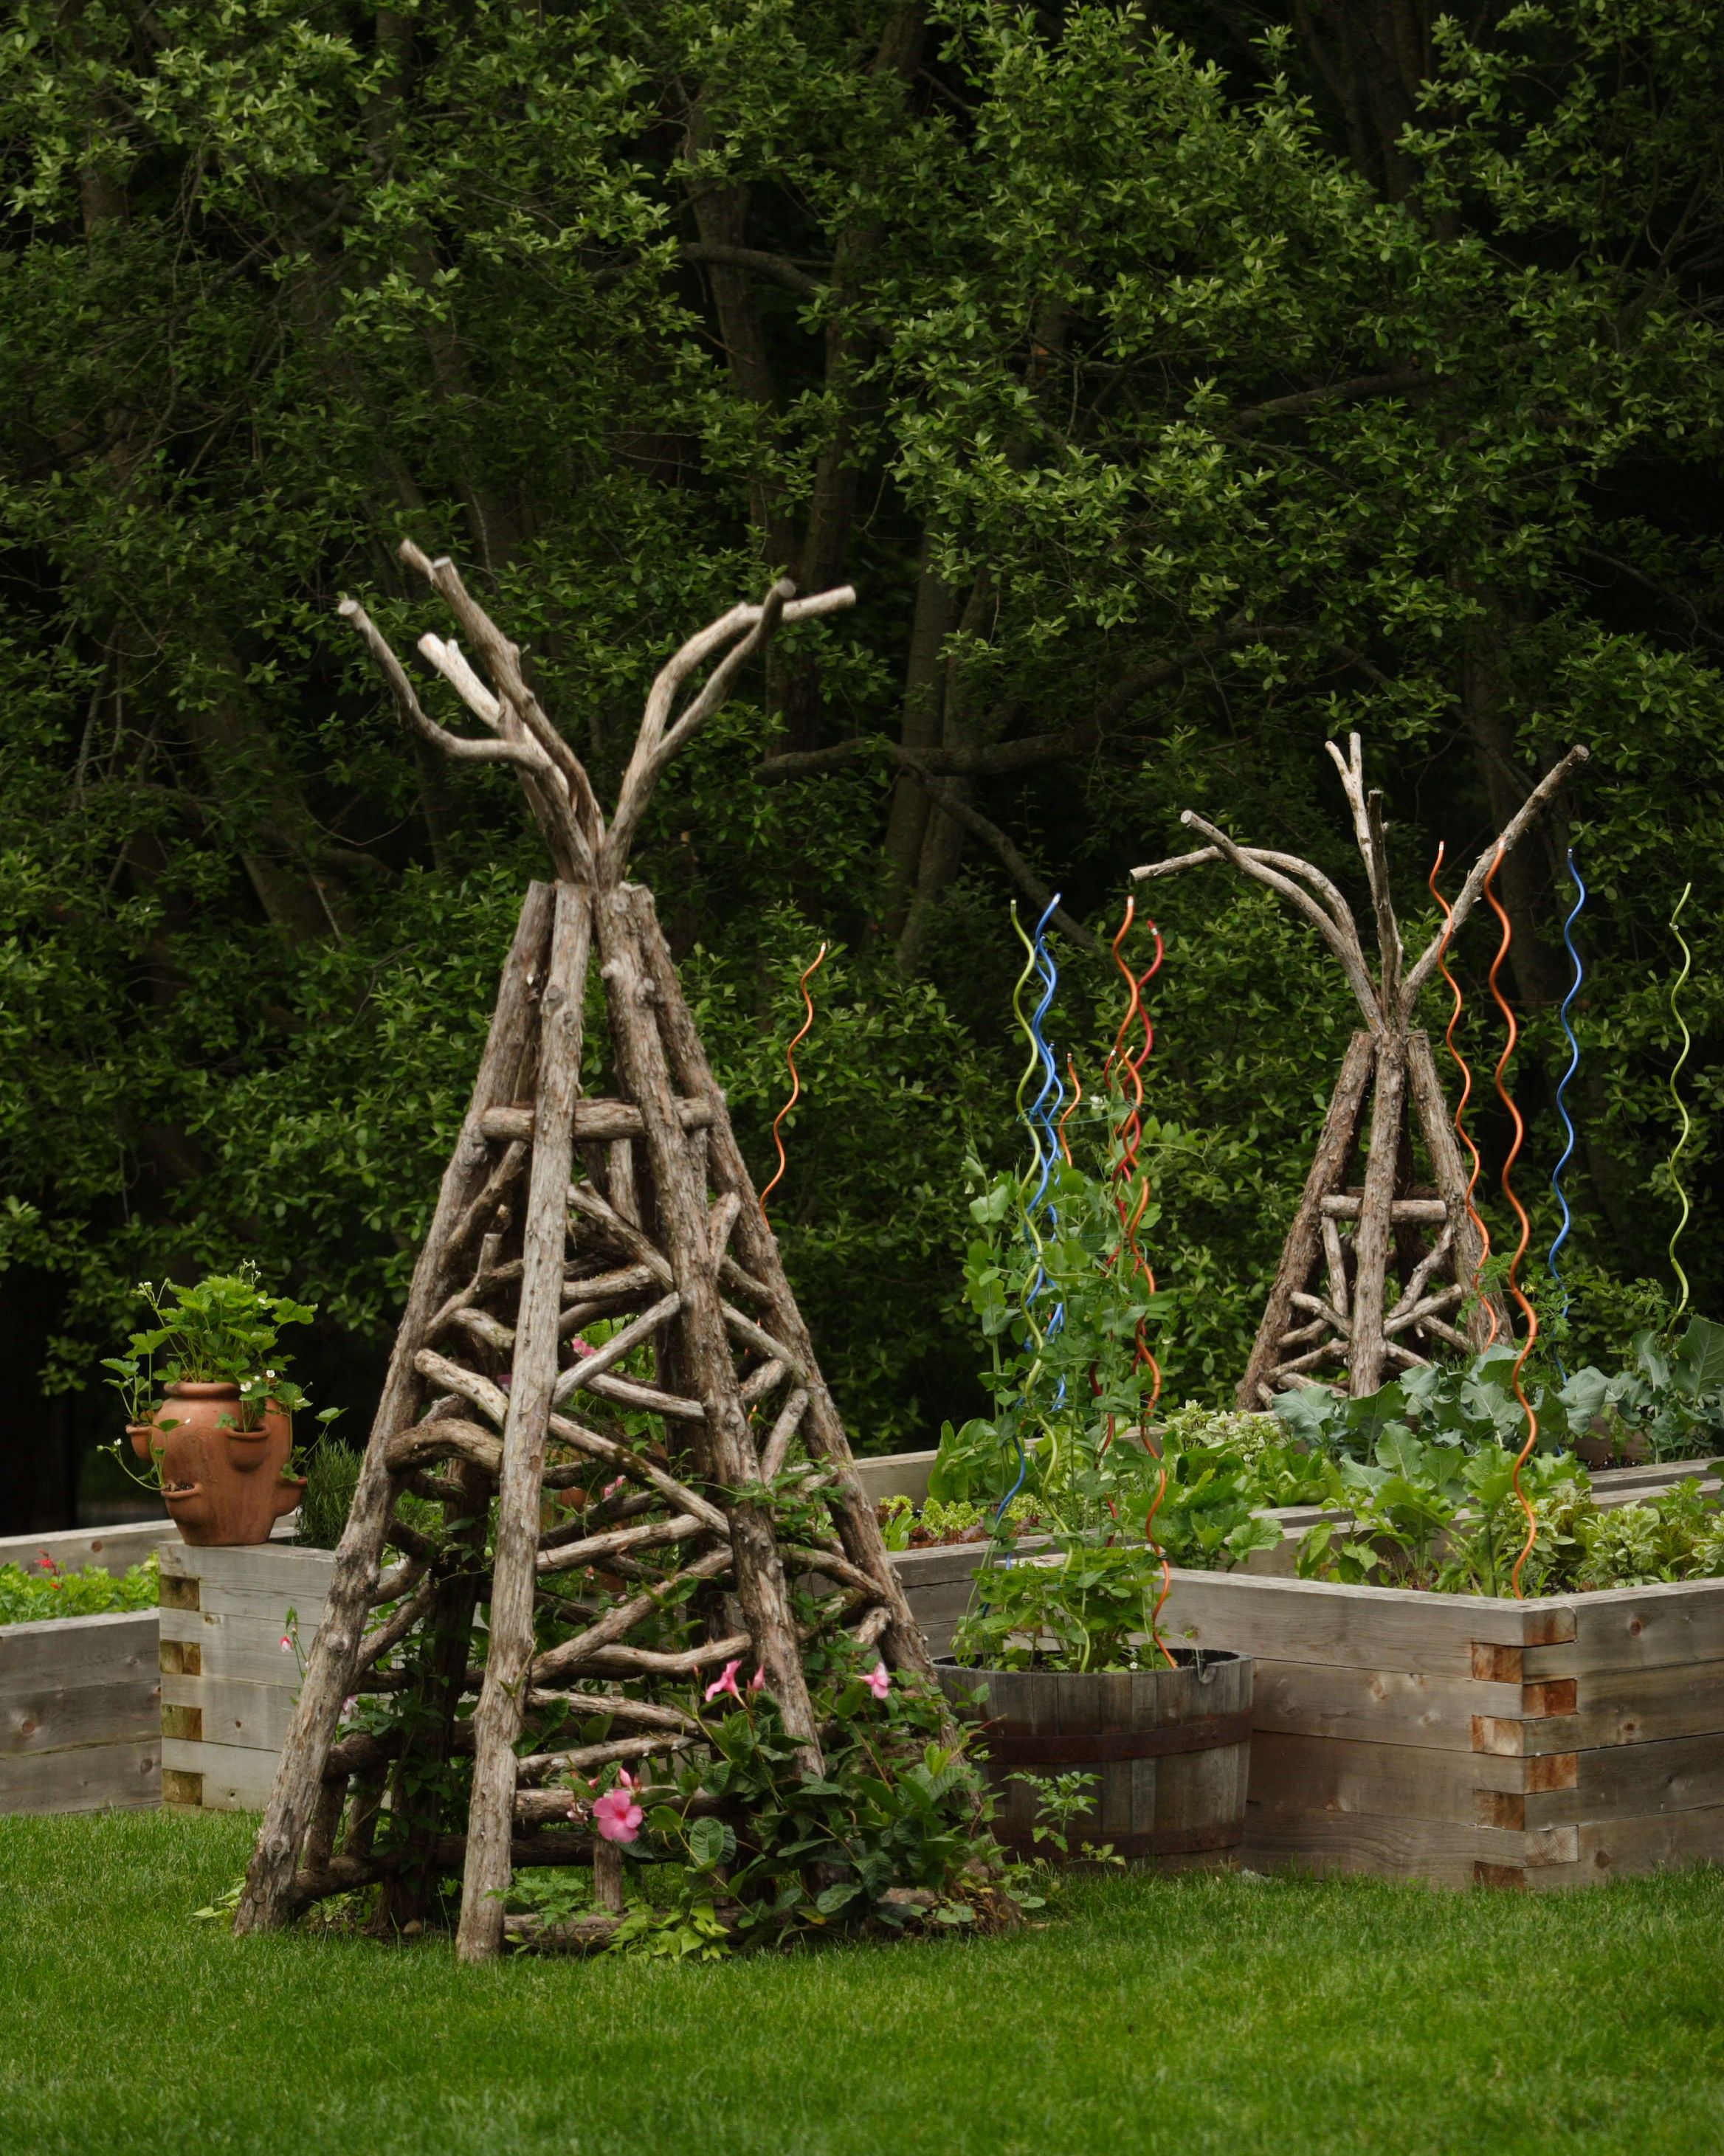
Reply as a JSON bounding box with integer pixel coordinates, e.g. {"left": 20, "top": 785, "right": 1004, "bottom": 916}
{"left": 1131, "top": 736, "right": 1589, "bottom": 1031}
{"left": 339, "top": 539, "right": 856, "bottom": 887}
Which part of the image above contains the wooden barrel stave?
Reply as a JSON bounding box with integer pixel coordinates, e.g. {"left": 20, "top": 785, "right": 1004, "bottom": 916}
{"left": 938, "top": 1650, "right": 1253, "bottom": 1870}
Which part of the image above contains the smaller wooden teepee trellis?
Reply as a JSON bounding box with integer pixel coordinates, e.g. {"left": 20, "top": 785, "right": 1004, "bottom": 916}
{"left": 233, "top": 544, "right": 931, "bottom": 1961}
{"left": 1132, "top": 736, "right": 1587, "bottom": 1407}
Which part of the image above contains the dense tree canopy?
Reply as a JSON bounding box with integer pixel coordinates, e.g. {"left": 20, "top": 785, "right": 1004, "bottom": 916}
{"left": 3, "top": 0, "right": 1720, "bottom": 1527}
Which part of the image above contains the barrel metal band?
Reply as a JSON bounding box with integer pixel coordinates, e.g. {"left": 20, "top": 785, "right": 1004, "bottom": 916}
{"left": 976, "top": 1709, "right": 1252, "bottom": 1765}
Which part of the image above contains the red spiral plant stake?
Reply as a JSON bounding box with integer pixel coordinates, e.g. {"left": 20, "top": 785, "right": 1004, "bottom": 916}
{"left": 1428, "top": 844, "right": 1498, "bottom": 1347}
{"left": 1106, "top": 899, "right": 1173, "bottom": 1662}
{"left": 758, "top": 942, "right": 828, "bottom": 1223}
{"left": 1484, "top": 849, "right": 1540, "bottom": 1595}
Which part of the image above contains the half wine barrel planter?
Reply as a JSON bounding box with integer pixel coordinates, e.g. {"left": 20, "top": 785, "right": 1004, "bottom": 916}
{"left": 936, "top": 1649, "right": 1254, "bottom": 1869}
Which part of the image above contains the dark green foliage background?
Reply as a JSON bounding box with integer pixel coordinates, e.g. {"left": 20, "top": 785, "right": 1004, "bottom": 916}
{"left": 1, "top": 2, "right": 1719, "bottom": 1511}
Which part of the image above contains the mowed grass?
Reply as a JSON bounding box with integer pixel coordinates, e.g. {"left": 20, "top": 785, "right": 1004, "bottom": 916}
{"left": 4, "top": 1811, "right": 1724, "bottom": 2156}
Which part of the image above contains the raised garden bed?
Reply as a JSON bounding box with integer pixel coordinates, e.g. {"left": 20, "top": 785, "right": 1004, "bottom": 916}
{"left": 890, "top": 1516, "right": 1724, "bottom": 1890}
{"left": 158, "top": 1541, "right": 334, "bottom": 1812}
{"left": 0, "top": 1524, "right": 166, "bottom": 1816}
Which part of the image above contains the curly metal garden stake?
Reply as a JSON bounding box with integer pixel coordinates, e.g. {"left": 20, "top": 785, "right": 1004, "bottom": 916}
{"left": 1548, "top": 853, "right": 1587, "bottom": 1369}
{"left": 759, "top": 942, "right": 828, "bottom": 1223}
{"left": 1666, "top": 882, "right": 1694, "bottom": 1330}
{"left": 1484, "top": 847, "right": 1540, "bottom": 1596}
{"left": 1106, "top": 896, "right": 1173, "bottom": 1662}
{"left": 1428, "top": 843, "right": 1497, "bottom": 1348}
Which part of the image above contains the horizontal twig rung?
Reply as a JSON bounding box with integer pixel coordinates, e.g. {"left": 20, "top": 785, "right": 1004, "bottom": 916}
{"left": 482, "top": 1097, "right": 714, "bottom": 1144}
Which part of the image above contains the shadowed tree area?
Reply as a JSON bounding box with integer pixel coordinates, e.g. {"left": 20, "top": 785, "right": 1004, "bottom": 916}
{"left": 2, "top": 0, "right": 1719, "bottom": 1527}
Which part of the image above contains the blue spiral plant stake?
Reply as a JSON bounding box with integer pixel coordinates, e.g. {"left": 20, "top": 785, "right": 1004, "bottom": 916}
{"left": 1547, "top": 851, "right": 1586, "bottom": 1374}
{"left": 1000, "top": 898, "right": 1067, "bottom": 1531}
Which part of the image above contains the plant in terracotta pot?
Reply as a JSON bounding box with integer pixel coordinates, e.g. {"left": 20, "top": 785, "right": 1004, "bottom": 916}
{"left": 100, "top": 1265, "right": 340, "bottom": 1546}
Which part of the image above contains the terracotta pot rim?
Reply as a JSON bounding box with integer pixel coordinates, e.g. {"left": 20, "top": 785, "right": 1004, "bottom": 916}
{"left": 164, "top": 1380, "right": 244, "bottom": 1399}
{"left": 226, "top": 1426, "right": 272, "bottom": 1442}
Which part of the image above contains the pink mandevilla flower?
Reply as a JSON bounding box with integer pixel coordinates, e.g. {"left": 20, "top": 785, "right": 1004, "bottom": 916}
{"left": 749, "top": 1666, "right": 767, "bottom": 1693}
{"left": 602, "top": 1476, "right": 626, "bottom": 1499}
{"left": 704, "top": 1658, "right": 745, "bottom": 1705}
{"left": 863, "top": 1662, "right": 891, "bottom": 1701}
{"left": 592, "top": 1782, "right": 644, "bottom": 1844}
{"left": 570, "top": 1336, "right": 596, "bottom": 1361}
{"left": 279, "top": 1634, "right": 294, "bottom": 1653}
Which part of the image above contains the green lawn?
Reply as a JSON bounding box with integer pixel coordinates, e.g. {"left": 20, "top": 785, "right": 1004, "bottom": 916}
{"left": 5, "top": 1811, "right": 1724, "bottom": 2155}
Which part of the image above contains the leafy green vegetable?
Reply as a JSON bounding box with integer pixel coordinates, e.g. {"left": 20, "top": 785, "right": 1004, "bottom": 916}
{"left": 0, "top": 1554, "right": 158, "bottom": 1625}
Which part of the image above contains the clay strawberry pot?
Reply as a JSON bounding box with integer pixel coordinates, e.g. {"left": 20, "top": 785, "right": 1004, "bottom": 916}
{"left": 151, "top": 1381, "right": 301, "bottom": 1546}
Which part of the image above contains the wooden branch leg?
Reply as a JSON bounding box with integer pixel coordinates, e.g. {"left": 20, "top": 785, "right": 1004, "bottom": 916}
{"left": 1237, "top": 1031, "right": 1376, "bottom": 1408}
{"left": 593, "top": 1840, "right": 625, "bottom": 1915}
{"left": 458, "top": 884, "right": 593, "bottom": 1966}
{"left": 236, "top": 882, "right": 555, "bottom": 1938}
{"left": 1348, "top": 1035, "right": 1407, "bottom": 1397}
{"left": 1406, "top": 1029, "right": 1506, "bottom": 1350}
{"left": 626, "top": 887, "right": 932, "bottom": 1682}
{"left": 599, "top": 888, "right": 824, "bottom": 1765}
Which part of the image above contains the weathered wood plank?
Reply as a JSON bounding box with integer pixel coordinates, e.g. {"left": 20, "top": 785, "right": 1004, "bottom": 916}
{"left": 0, "top": 1740, "right": 160, "bottom": 1814}
{"left": 1528, "top": 1578, "right": 1724, "bottom": 1676}
{"left": 1245, "top": 1803, "right": 1576, "bottom": 1885}
{"left": 162, "top": 1673, "right": 301, "bottom": 1755}
{"left": 1251, "top": 1730, "right": 1555, "bottom": 1826}
{"left": 0, "top": 1523, "right": 174, "bottom": 1577}
{"left": 159, "top": 1609, "right": 318, "bottom": 1688}
{"left": 1252, "top": 1659, "right": 1520, "bottom": 1750}
{"left": 159, "top": 1544, "right": 337, "bottom": 1596}
{"left": 162, "top": 1735, "right": 280, "bottom": 1812}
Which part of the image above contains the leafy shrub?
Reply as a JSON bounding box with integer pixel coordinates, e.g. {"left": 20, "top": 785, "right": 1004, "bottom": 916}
{"left": 297, "top": 1441, "right": 362, "bottom": 1549}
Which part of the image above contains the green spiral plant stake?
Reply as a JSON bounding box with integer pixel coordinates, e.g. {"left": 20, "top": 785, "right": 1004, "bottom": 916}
{"left": 1666, "top": 881, "right": 1694, "bottom": 1330}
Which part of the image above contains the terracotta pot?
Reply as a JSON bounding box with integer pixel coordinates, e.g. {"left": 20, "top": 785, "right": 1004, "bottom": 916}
{"left": 151, "top": 1381, "right": 300, "bottom": 1546}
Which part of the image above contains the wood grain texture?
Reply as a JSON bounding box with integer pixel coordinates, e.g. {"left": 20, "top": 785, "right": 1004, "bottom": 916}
{"left": 1238, "top": 1030, "right": 1374, "bottom": 1407}
{"left": 237, "top": 882, "right": 554, "bottom": 1935}
{"left": 458, "top": 882, "right": 593, "bottom": 1963}
{"left": 630, "top": 885, "right": 931, "bottom": 1679}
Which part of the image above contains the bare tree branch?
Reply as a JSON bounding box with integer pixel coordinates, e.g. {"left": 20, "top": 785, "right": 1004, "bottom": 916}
{"left": 1231, "top": 367, "right": 1431, "bottom": 428}
{"left": 893, "top": 751, "right": 1098, "bottom": 952}
{"left": 604, "top": 581, "right": 855, "bottom": 879}
{"left": 337, "top": 599, "right": 552, "bottom": 775}
{"left": 1399, "top": 744, "right": 1591, "bottom": 1017}
{"left": 681, "top": 242, "right": 826, "bottom": 301}
{"left": 1176, "top": 811, "right": 1385, "bottom": 1029}
{"left": 400, "top": 542, "right": 606, "bottom": 864}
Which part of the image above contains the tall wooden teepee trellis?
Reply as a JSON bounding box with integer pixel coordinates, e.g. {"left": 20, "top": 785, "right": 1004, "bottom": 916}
{"left": 234, "top": 544, "right": 931, "bottom": 1961}
{"left": 1131, "top": 736, "right": 1587, "bottom": 1408}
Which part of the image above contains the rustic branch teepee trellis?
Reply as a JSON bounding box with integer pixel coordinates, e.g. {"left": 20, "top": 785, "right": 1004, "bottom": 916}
{"left": 233, "top": 544, "right": 931, "bottom": 1961}
{"left": 1131, "top": 736, "right": 1588, "bottom": 1407}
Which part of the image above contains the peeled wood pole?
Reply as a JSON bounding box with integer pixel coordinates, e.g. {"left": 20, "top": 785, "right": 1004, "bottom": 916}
{"left": 594, "top": 888, "right": 821, "bottom": 1761}
{"left": 628, "top": 886, "right": 934, "bottom": 1679}
{"left": 457, "top": 883, "right": 591, "bottom": 1963}
{"left": 1131, "top": 738, "right": 1587, "bottom": 1406}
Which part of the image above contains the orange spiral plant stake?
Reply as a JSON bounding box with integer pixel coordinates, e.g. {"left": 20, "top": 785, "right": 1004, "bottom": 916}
{"left": 758, "top": 942, "right": 828, "bottom": 1223}
{"left": 1106, "top": 899, "right": 1173, "bottom": 1662}
{"left": 1428, "top": 844, "right": 1498, "bottom": 1348}
{"left": 1484, "top": 849, "right": 1540, "bottom": 1595}
{"left": 1058, "top": 1054, "right": 1083, "bottom": 1167}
